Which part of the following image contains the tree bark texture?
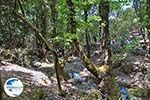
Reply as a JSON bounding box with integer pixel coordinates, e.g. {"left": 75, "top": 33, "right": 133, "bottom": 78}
{"left": 99, "top": 0, "right": 111, "bottom": 65}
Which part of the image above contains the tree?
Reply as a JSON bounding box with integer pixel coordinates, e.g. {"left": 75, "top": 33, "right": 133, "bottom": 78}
{"left": 65, "top": 0, "right": 111, "bottom": 81}
{"left": 99, "top": 0, "right": 111, "bottom": 65}
{"left": 136, "top": 0, "right": 150, "bottom": 53}
{"left": 66, "top": 0, "right": 76, "bottom": 34}
{"left": 50, "top": 0, "right": 57, "bottom": 38}
{"left": 13, "top": 0, "right": 66, "bottom": 94}
{"left": 84, "top": 2, "right": 91, "bottom": 58}
{"left": 66, "top": 0, "right": 98, "bottom": 79}
{"left": 50, "top": 0, "right": 65, "bottom": 95}
{"left": 35, "top": 1, "right": 48, "bottom": 61}
{"left": 99, "top": 1, "right": 120, "bottom": 98}
{"left": 66, "top": 0, "right": 79, "bottom": 57}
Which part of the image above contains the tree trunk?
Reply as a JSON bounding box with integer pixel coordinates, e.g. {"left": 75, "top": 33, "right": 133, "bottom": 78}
{"left": 50, "top": 0, "right": 57, "bottom": 38}
{"left": 99, "top": 0, "right": 111, "bottom": 65}
{"left": 99, "top": 1, "right": 102, "bottom": 41}
{"left": 73, "top": 40, "right": 111, "bottom": 80}
{"left": 84, "top": 9, "right": 91, "bottom": 58}
{"left": 66, "top": 0, "right": 76, "bottom": 34}
{"left": 50, "top": 0, "right": 64, "bottom": 94}
{"left": 66, "top": 0, "right": 78, "bottom": 56}
{"left": 99, "top": 1, "right": 118, "bottom": 98}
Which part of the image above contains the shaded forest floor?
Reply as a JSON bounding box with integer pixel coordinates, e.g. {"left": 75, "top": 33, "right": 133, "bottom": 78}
{"left": 0, "top": 46, "right": 150, "bottom": 100}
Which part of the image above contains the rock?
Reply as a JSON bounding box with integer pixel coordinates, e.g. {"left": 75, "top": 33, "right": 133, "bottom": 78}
{"left": 68, "top": 72, "right": 86, "bottom": 83}
{"left": 33, "top": 61, "right": 42, "bottom": 67}
{"left": 64, "top": 61, "right": 85, "bottom": 73}
{"left": 0, "top": 63, "right": 51, "bottom": 86}
{"left": 32, "top": 62, "right": 55, "bottom": 76}
{"left": 64, "top": 61, "right": 88, "bottom": 83}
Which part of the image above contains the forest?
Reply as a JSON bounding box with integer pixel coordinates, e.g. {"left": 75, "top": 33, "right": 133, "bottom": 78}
{"left": 0, "top": 0, "right": 150, "bottom": 100}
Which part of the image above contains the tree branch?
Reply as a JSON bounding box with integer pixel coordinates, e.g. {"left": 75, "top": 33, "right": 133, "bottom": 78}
{"left": 18, "top": 0, "right": 25, "bottom": 17}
